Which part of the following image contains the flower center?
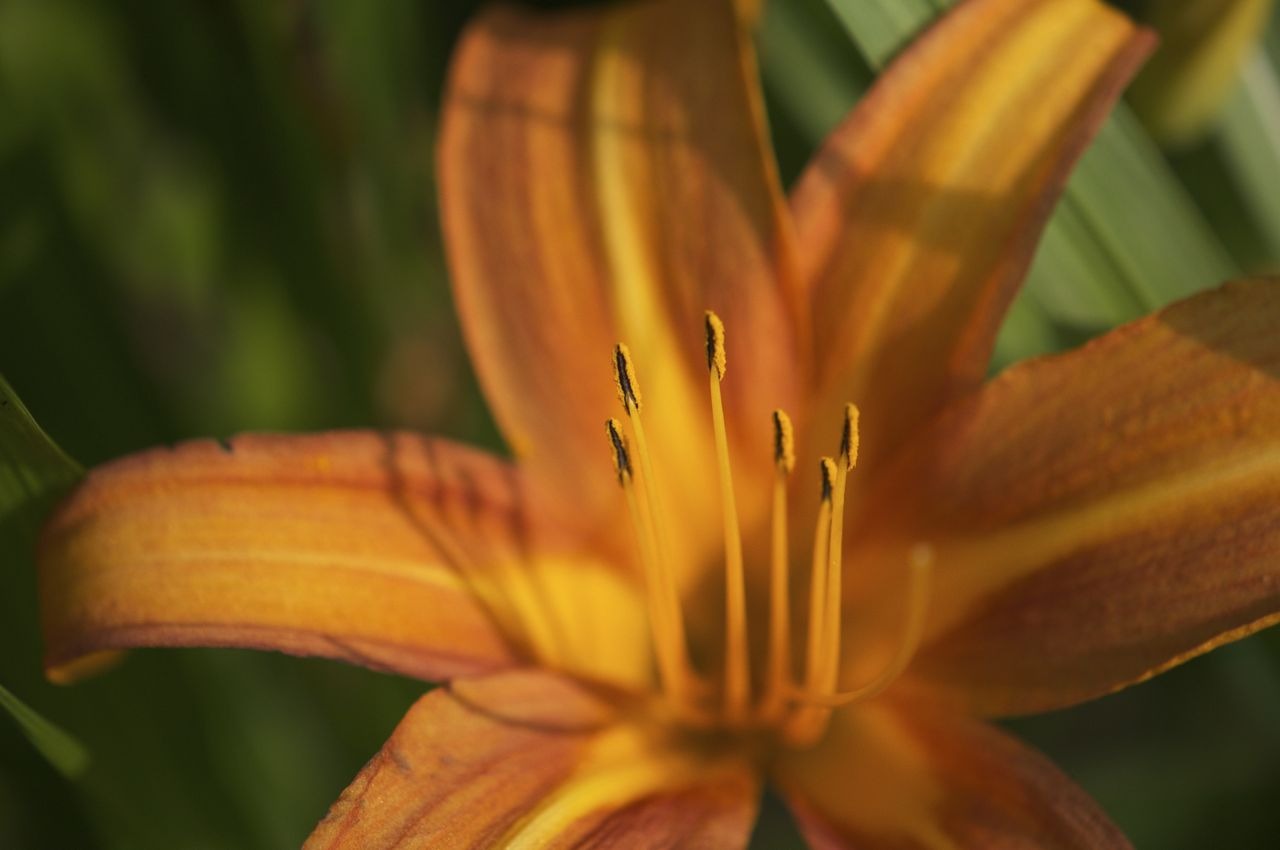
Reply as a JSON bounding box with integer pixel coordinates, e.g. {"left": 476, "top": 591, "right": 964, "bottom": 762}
{"left": 604, "top": 311, "right": 932, "bottom": 747}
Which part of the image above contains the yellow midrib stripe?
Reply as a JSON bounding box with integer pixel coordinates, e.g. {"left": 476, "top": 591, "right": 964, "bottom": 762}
{"left": 927, "top": 442, "right": 1280, "bottom": 638}
{"left": 496, "top": 725, "right": 752, "bottom": 849}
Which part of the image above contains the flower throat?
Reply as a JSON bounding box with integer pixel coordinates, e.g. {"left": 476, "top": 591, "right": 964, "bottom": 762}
{"left": 605, "top": 311, "right": 931, "bottom": 745}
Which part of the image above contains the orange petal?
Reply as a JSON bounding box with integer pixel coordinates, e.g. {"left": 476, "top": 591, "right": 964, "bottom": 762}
{"left": 775, "top": 698, "right": 1129, "bottom": 850}
{"left": 790, "top": 0, "right": 1154, "bottom": 478}
{"left": 857, "top": 280, "right": 1280, "bottom": 716}
{"left": 39, "top": 432, "right": 650, "bottom": 688}
{"left": 306, "top": 669, "right": 760, "bottom": 849}
{"left": 440, "top": 0, "right": 800, "bottom": 577}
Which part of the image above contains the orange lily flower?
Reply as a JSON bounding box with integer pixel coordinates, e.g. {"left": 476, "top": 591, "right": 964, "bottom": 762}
{"left": 37, "top": 0, "right": 1280, "bottom": 846}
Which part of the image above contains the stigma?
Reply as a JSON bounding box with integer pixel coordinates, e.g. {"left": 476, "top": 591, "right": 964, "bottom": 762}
{"left": 604, "top": 312, "right": 931, "bottom": 742}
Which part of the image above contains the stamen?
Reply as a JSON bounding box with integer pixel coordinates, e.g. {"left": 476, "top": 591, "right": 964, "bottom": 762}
{"left": 613, "top": 343, "right": 642, "bottom": 414}
{"left": 606, "top": 418, "right": 685, "bottom": 702}
{"left": 705, "top": 310, "right": 727, "bottom": 380}
{"left": 773, "top": 409, "right": 796, "bottom": 474}
{"left": 763, "top": 410, "right": 795, "bottom": 717}
{"left": 803, "top": 458, "right": 836, "bottom": 696}
{"left": 606, "top": 417, "right": 632, "bottom": 483}
{"left": 705, "top": 310, "right": 749, "bottom": 721}
{"left": 820, "top": 404, "right": 859, "bottom": 694}
{"left": 610, "top": 349, "right": 695, "bottom": 705}
{"left": 839, "top": 402, "right": 860, "bottom": 469}
{"left": 609, "top": 414, "right": 670, "bottom": 675}
{"left": 781, "top": 458, "right": 837, "bottom": 746}
{"left": 793, "top": 544, "right": 933, "bottom": 707}
{"left": 612, "top": 346, "right": 666, "bottom": 564}
{"left": 613, "top": 346, "right": 678, "bottom": 623}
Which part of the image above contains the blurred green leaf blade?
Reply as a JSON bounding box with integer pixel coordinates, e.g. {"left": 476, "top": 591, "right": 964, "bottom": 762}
{"left": 1217, "top": 51, "right": 1280, "bottom": 261}
{"left": 0, "top": 682, "right": 89, "bottom": 779}
{"left": 0, "top": 372, "right": 81, "bottom": 541}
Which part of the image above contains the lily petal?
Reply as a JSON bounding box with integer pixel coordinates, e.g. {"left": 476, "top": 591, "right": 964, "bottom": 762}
{"left": 440, "top": 0, "right": 799, "bottom": 577}
{"left": 860, "top": 280, "right": 1280, "bottom": 716}
{"left": 790, "top": 0, "right": 1153, "bottom": 476}
{"left": 39, "top": 432, "right": 649, "bottom": 688}
{"left": 307, "top": 669, "right": 760, "bottom": 849}
{"left": 775, "top": 698, "right": 1128, "bottom": 850}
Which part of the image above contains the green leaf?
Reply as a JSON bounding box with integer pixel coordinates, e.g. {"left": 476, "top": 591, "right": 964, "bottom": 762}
{"left": 0, "top": 372, "right": 81, "bottom": 541}
{"left": 821, "top": 0, "right": 947, "bottom": 67}
{"left": 759, "top": 0, "right": 874, "bottom": 151}
{"left": 0, "top": 376, "right": 86, "bottom": 781}
{"left": 1216, "top": 52, "right": 1280, "bottom": 260}
{"left": 0, "top": 682, "right": 89, "bottom": 779}
{"left": 1053, "top": 107, "right": 1237, "bottom": 314}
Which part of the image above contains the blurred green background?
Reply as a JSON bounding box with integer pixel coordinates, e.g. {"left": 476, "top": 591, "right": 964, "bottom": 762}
{"left": 2, "top": 0, "right": 1279, "bottom": 847}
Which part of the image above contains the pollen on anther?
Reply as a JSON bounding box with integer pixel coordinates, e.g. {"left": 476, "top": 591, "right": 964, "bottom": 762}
{"left": 819, "top": 457, "right": 837, "bottom": 502}
{"left": 613, "top": 344, "right": 642, "bottom": 413}
{"left": 773, "top": 409, "right": 795, "bottom": 474}
{"left": 606, "top": 418, "right": 632, "bottom": 483}
{"left": 704, "top": 311, "right": 727, "bottom": 380}
{"left": 839, "top": 403, "right": 860, "bottom": 470}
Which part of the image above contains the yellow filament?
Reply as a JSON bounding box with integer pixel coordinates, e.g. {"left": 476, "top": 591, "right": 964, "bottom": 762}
{"left": 820, "top": 405, "right": 859, "bottom": 694}
{"left": 762, "top": 418, "right": 793, "bottom": 717}
{"left": 794, "top": 545, "right": 933, "bottom": 707}
{"left": 611, "top": 347, "right": 695, "bottom": 704}
{"left": 607, "top": 420, "right": 681, "bottom": 696}
{"left": 623, "top": 482, "right": 688, "bottom": 702}
{"left": 783, "top": 458, "right": 836, "bottom": 747}
{"left": 820, "top": 464, "right": 848, "bottom": 693}
{"left": 705, "top": 310, "right": 749, "bottom": 720}
{"left": 630, "top": 415, "right": 689, "bottom": 656}
{"left": 803, "top": 458, "right": 836, "bottom": 696}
